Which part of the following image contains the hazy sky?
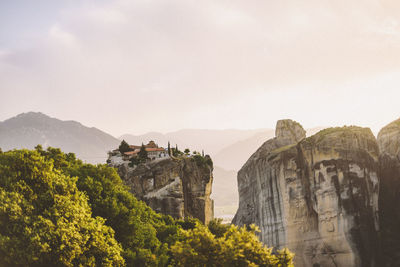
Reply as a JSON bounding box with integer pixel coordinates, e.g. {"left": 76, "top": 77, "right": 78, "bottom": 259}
{"left": 1, "top": 0, "right": 399, "bottom": 136}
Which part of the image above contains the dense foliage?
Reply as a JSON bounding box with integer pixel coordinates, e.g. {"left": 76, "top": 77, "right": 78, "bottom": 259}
{"left": 171, "top": 222, "right": 293, "bottom": 267}
{"left": 0, "top": 149, "right": 124, "bottom": 266}
{"left": 0, "top": 147, "right": 294, "bottom": 266}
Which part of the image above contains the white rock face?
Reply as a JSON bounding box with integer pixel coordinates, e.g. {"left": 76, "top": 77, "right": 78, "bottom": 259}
{"left": 233, "top": 121, "right": 380, "bottom": 267}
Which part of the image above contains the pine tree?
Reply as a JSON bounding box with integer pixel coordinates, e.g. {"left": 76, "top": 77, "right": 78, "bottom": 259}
{"left": 168, "top": 142, "right": 171, "bottom": 156}
{"left": 138, "top": 144, "right": 148, "bottom": 162}
{"left": 119, "top": 140, "right": 131, "bottom": 153}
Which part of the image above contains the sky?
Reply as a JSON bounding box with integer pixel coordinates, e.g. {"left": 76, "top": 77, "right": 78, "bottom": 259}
{"left": 1, "top": 0, "right": 400, "bottom": 137}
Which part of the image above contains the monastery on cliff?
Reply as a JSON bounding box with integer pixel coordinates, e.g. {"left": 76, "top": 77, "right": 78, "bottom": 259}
{"left": 123, "top": 141, "right": 168, "bottom": 160}
{"left": 108, "top": 141, "right": 169, "bottom": 163}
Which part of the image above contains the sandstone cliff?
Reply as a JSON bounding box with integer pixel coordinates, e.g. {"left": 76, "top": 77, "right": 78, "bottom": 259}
{"left": 233, "top": 120, "right": 380, "bottom": 267}
{"left": 111, "top": 156, "right": 214, "bottom": 224}
{"left": 378, "top": 118, "right": 400, "bottom": 266}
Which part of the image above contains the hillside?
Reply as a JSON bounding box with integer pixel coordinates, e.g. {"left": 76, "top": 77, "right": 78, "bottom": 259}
{"left": 0, "top": 112, "right": 120, "bottom": 163}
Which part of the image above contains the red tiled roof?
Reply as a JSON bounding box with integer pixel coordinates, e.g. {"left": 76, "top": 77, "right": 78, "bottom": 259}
{"left": 124, "top": 147, "right": 164, "bottom": 155}
{"left": 146, "top": 148, "right": 165, "bottom": 152}
{"left": 124, "top": 150, "right": 139, "bottom": 155}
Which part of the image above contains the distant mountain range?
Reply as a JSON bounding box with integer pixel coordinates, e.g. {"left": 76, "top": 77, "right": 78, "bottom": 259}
{"left": 0, "top": 112, "right": 120, "bottom": 163}
{"left": 213, "top": 130, "right": 275, "bottom": 171}
{"left": 0, "top": 112, "right": 324, "bottom": 216}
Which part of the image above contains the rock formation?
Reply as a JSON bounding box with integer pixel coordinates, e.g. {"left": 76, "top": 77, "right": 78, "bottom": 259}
{"left": 110, "top": 156, "right": 214, "bottom": 224}
{"left": 377, "top": 118, "right": 400, "bottom": 266}
{"left": 233, "top": 120, "right": 380, "bottom": 267}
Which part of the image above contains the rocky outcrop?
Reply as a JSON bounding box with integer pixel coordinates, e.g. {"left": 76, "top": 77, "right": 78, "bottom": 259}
{"left": 112, "top": 156, "right": 214, "bottom": 224}
{"left": 233, "top": 120, "right": 380, "bottom": 267}
{"left": 378, "top": 118, "right": 400, "bottom": 266}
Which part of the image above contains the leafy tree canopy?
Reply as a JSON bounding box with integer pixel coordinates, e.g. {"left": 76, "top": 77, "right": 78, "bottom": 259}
{"left": 171, "top": 222, "right": 294, "bottom": 267}
{"left": 0, "top": 149, "right": 124, "bottom": 267}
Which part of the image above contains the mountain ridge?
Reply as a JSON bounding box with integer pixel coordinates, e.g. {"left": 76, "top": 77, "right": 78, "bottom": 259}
{"left": 0, "top": 112, "right": 120, "bottom": 163}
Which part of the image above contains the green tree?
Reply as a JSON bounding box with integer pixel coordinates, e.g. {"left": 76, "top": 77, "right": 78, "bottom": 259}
{"left": 172, "top": 145, "right": 183, "bottom": 157}
{"left": 0, "top": 150, "right": 124, "bottom": 267}
{"left": 138, "top": 144, "right": 148, "bottom": 162}
{"left": 119, "top": 140, "right": 131, "bottom": 153}
{"left": 184, "top": 148, "right": 190, "bottom": 155}
{"left": 171, "top": 222, "right": 294, "bottom": 267}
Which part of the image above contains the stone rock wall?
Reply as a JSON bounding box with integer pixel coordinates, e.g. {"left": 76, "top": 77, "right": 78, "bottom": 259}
{"left": 233, "top": 120, "right": 380, "bottom": 267}
{"left": 112, "top": 156, "right": 214, "bottom": 224}
{"left": 378, "top": 118, "right": 400, "bottom": 266}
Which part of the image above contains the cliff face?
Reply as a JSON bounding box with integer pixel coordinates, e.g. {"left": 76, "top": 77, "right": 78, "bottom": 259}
{"left": 233, "top": 120, "right": 380, "bottom": 267}
{"left": 113, "top": 156, "right": 214, "bottom": 224}
{"left": 378, "top": 118, "right": 400, "bottom": 266}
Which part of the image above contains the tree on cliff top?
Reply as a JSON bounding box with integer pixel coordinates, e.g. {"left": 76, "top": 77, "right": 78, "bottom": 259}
{"left": 138, "top": 144, "right": 148, "bottom": 161}
{"left": 119, "top": 140, "right": 131, "bottom": 153}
